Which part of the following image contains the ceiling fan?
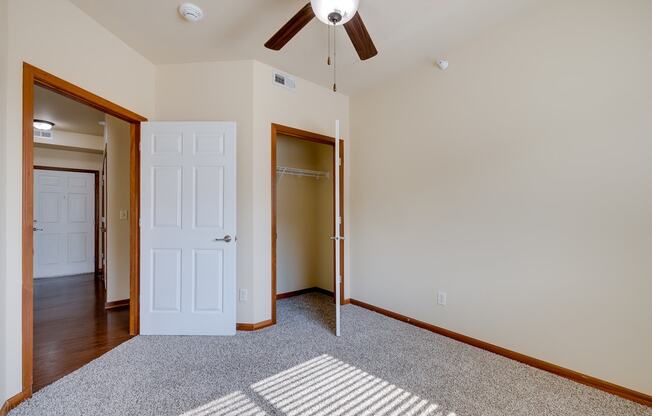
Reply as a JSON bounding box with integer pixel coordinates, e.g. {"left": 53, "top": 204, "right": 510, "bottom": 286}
{"left": 264, "top": 0, "right": 378, "bottom": 61}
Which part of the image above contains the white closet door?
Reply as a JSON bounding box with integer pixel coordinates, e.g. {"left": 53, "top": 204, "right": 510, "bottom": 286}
{"left": 334, "top": 121, "right": 342, "bottom": 336}
{"left": 140, "top": 122, "right": 237, "bottom": 336}
{"left": 33, "top": 170, "right": 95, "bottom": 278}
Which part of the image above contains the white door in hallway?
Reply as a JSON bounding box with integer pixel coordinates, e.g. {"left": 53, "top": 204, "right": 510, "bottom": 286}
{"left": 33, "top": 169, "right": 95, "bottom": 278}
{"left": 140, "top": 122, "right": 237, "bottom": 336}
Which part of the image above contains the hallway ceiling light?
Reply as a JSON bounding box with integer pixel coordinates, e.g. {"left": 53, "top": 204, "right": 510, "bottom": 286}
{"left": 33, "top": 119, "right": 55, "bottom": 131}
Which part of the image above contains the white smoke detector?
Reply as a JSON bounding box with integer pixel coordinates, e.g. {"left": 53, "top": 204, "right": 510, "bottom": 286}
{"left": 436, "top": 59, "right": 449, "bottom": 71}
{"left": 178, "top": 3, "right": 204, "bottom": 22}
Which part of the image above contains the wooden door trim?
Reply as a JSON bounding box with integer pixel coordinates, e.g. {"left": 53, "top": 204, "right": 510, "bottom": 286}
{"left": 22, "top": 63, "right": 146, "bottom": 401}
{"left": 0, "top": 390, "right": 29, "bottom": 416}
{"left": 271, "top": 123, "right": 334, "bottom": 146}
{"left": 33, "top": 166, "right": 101, "bottom": 275}
{"left": 270, "top": 123, "right": 346, "bottom": 326}
{"left": 26, "top": 64, "right": 146, "bottom": 123}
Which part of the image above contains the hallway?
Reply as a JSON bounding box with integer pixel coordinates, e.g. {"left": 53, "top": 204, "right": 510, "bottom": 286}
{"left": 33, "top": 274, "right": 131, "bottom": 391}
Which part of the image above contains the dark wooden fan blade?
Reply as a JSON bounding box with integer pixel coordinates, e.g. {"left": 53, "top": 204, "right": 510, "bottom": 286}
{"left": 265, "top": 3, "right": 315, "bottom": 50}
{"left": 344, "top": 12, "right": 378, "bottom": 60}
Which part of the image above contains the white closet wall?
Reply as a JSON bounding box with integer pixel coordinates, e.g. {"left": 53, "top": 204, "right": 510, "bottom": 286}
{"left": 276, "top": 135, "right": 333, "bottom": 294}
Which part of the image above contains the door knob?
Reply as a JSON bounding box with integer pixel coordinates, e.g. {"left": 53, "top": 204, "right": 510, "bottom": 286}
{"left": 215, "top": 235, "right": 232, "bottom": 243}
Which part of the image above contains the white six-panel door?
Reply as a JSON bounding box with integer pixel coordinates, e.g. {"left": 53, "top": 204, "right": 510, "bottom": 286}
{"left": 140, "top": 122, "right": 237, "bottom": 336}
{"left": 33, "top": 170, "right": 95, "bottom": 278}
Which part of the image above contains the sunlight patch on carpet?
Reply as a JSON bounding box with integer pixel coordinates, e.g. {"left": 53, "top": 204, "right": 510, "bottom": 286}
{"left": 181, "top": 391, "right": 266, "bottom": 416}
{"left": 250, "top": 354, "right": 449, "bottom": 416}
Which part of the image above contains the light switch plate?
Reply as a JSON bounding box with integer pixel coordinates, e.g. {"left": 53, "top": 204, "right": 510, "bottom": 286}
{"left": 437, "top": 291, "right": 447, "bottom": 306}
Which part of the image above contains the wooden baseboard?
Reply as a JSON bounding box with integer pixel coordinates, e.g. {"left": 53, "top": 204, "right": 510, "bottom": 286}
{"left": 277, "top": 287, "right": 316, "bottom": 299}
{"left": 312, "top": 287, "right": 334, "bottom": 297}
{"left": 1, "top": 390, "right": 30, "bottom": 416}
{"left": 349, "top": 298, "right": 652, "bottom": 408}
{"left": 276, "top": 287, "right": 334, "bottom": 300}
{"left": 236, "top": 319, "right": 274, "bottom": 331}
{"left": 104, "top": 299, "right": 130, "bottom": 310}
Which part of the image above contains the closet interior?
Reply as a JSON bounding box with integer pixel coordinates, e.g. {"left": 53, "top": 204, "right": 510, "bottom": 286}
{"left": 275, "top": 134, "right": 335, "bottom": 301}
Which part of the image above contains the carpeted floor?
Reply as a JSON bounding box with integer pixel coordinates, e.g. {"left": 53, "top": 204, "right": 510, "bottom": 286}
{"left": 11, "top": 293, "right": 651, "bottom": 416}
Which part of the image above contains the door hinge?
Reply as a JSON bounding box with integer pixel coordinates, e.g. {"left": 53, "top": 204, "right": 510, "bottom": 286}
{"left": 338, "top": 157, "right": 342, "bottom": 167}
{"left": 138, "top": 218, "right": 142, "bottom": 227}
{"left": 337, "top": 216, "right": 342, "bottom": 226}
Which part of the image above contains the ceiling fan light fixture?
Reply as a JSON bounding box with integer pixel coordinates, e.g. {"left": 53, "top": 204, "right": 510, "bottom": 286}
{"left": 33, "top": 119, "right": 55, "bottom": 131}
{"left": 311, "top": 0, "right": 360, "bottom": 26}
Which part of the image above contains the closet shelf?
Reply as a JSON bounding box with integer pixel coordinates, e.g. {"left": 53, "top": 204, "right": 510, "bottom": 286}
{"left": 276, "top": 166, "right": 329, "bottom": 180}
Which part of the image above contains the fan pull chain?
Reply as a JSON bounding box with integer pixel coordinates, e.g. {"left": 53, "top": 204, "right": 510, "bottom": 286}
{"left": 332, "top": 22, "right": 337, "bottom": 92}
{"left": 327, "top": 25, "right": 331, "bottom": 66}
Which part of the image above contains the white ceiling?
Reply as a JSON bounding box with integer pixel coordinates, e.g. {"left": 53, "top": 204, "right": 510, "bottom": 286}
{"left": 69, "top": 0, "right": 539, "bottom": 94}
{"left": 34, "top": 85, "right": 106, "bottom": 136}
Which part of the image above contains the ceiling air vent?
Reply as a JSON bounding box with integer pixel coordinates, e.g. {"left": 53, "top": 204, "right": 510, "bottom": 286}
{"left": 273, "top": 72, "right": 296, "bottom": 90}
{"left": 34, "top": 129, "right": 53, "bottom": 140}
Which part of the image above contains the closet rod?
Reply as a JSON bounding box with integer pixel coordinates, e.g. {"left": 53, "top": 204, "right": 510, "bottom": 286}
{"left": 276, "top": 166, "right": 329, "bottom": 179}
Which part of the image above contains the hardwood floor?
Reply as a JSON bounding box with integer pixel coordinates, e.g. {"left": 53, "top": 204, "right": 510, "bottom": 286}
{"left": 33, "top": 273, "right": 131, "bottom": 391}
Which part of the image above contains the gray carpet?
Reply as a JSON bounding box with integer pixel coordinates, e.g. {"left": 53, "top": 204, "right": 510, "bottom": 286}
{"left": 11, "top": 293, "right": 651, "bottom": 416}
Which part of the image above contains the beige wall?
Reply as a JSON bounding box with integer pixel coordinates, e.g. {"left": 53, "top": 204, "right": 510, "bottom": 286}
{"left": 0, "top": 0, "right": 7, "bottom": 403}
{"left": 350, "top": 0, "right": 652, "bottom": 394}
{"left": 105, "top": 115, "right": 131, "bottom": 302}
{"left": 33, "top": 146, "right": 103, "bottom": 171}
{"left": 155, "top": 60, "right": 349, "bottom": 324}
{"left": 1, "top": 0, "right": 156, "bottom": 400}
{"left": 277, "top": 135, "right": 333, "bottom": 294}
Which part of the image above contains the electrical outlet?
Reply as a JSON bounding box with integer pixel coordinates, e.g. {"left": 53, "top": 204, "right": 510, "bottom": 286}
{"left": 119, "top": 210, "right": 128, "bottom": 220}
{"left": 239, "top": 289, "right": 248, "bottom": 302}
{"left": 437, "top": 291, "right": 447, "bottom": 306}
